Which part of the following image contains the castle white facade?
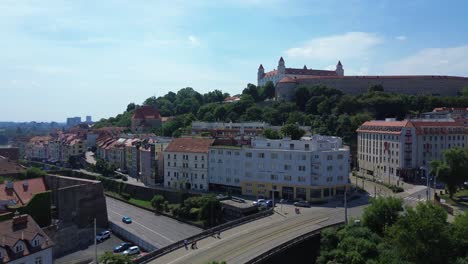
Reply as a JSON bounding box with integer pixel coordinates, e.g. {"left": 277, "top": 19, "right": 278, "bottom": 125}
{"left": 257, "top": 57, "right": 344, "bottom": 86}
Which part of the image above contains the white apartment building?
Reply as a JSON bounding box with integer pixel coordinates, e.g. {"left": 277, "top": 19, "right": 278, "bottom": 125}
{"left": 209, "top": 136, "right": 350, "bottom": 201}
{"left": 164, "top": 138, "right": 214, "bottom": 191}
{"left": 357, "top": 118, "right": 467, "bottom": 182}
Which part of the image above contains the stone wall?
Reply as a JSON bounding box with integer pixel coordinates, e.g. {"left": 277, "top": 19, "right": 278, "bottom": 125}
{"left": 43, "top": 224, "right": 94, "bottom": 258}
{"left": 44, "top": 174, "right": 108, "bottom": 228}
{"left": 276, "top": 76, "right": 468, "bottom": 100}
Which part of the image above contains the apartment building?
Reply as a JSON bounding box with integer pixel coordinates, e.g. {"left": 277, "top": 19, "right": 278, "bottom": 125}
{"left": 208, "top": 136, "right": 350, "bottom": 201}
{"left": 357, "top": 118, "right": 467, "bottom": 182}
{"left": 164, "top": 138, "right": 214, "bottom": 191}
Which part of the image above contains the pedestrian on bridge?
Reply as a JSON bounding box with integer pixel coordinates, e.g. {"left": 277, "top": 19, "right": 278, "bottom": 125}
{"left": 184, "top": 239, "right": 188, "bottom": 250}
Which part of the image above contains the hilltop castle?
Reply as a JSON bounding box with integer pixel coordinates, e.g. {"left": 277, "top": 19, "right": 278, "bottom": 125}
{"left": 257, "top": 57, "right": 468, "bottom": 100}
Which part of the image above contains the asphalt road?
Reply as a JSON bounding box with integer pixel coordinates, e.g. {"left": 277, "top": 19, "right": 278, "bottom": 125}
{"left": 106, "top": 197, "right": 202, "bottom": 248}
{"left": 55, "top": 233, "right": 125, "bottom": 264}
{"left": 149, "top": 197, "right": 368, "bottom": 264}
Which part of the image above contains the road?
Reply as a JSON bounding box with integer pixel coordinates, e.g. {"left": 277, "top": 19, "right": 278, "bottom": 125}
{"left": 149, "top": 197, "right": 368, "bottom": 264}
{"left": 106, "top": 197, "right": 202, "bottom": 248}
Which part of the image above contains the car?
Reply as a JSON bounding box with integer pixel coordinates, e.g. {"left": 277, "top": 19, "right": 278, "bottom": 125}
{"left": 123, "top": 246, "right": 140, "bottom": 256}
{"left": 252, "top": 199, "right": 266, "bottom": 206}
{"left": 294, "top": 201, "right": 311, "bottom": 208}
{"left": 114, "top": 242, "right": 133, "bottom": 253}
{"left": 122, "top": 216, "right": 132, "bottom": 224}
{"left": 265, "top": 200, "right": 274, "bottom": 207}
{"left": 96, "top": 230, "right": 111, "bottom": 241}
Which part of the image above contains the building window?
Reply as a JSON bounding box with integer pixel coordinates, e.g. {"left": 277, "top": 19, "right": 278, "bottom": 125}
{"left": 201, "top": 164, "right": 204, "bottom": 168}
{"left": 167, "top": 154, "right": 170, "bottom": 159}
{"left": 284, "top": 175, "right": 292, "bottom": 181}
{"left": 246, "top": 152, "right": 252, "bottom": 158}
{"left": 284, "top": 164, "right": 291, "bottom": 170}
{"left": 201, "top": 174, "right": 204, "bottom": 179}
{"left": 270, "top": 174, "right": 278, "bottom": 180}
{"left": 195, "top": 164, "right": 197, "bottom": 168}
{"left": 327, "top": 155, "right": 333, "bottom": 160}
{"left": 327, "top": 165, "right": 332, "bottom": 171}
{"left": 202, "top": 156, "right": 204, "bottom": 161}
{"left": 337, "top": 176, "right": 344, "bottom": 181}
{"left": 195, "top": 155, "right": 198, "bottom": 160}
{"left": 173, "top": 154, "right": 176, "bottom": 159}
{"left": 35, "top": 257, "right": 43, "bottom": 264}
{"left": 271, "top": 153, "right": 278, "bottom": 159}
{"left": 258, "top": 153, "right": 265, "bottom": 158}
{"left": 298, "top": 165, "right": 306, "bottom": 171}
{"left": 337, "top": 154, "right": 343, "bottom": 159}
{"left": 305, "top": 144, "right": 310, "bottom": 150}
{"left": 15, "top": 243, "right": 23, "bottom": 252}
{"left": 298, "top": 176, "right": 306, "bottom": 182}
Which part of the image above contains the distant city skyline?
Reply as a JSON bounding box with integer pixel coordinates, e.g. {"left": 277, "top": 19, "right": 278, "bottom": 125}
{"left": 1, "top": 0, "right": 468, "bottom": 122}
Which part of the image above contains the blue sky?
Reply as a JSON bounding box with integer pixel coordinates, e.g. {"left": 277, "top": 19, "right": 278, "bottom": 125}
{"left": 1, "top": 0, "right": 468, "bottom": 122}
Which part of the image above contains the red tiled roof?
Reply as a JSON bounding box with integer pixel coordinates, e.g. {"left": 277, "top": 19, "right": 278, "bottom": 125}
{"left": 264, "top": 70, "right": 278, "bottom": 78}
{"left": 285, "top": 68, "right": 337, "bottom": 76}
{"left": 133, "top": 106, "right": 161, "bottom": 120}
{"left": 360, "top": 120, "right": 408, "bottom": 127}
{"left": 0, "top": 178, "right": 47, "bottom": 206}
{"left": 278, "top": 76, "right": 297, "bottom": 83}
{"left": 0, "top": 157, "right": 25, "bottom": 176}
{"left": 165, "top": 138, "right": 214, "bottom": 153}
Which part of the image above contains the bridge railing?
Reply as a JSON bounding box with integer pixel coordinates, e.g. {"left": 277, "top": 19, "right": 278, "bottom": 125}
{"left": 134, "top": 208, "right": 274, "bottom": 264}
{"left": 245, "top": 221, "right": 345, "bottom": 264}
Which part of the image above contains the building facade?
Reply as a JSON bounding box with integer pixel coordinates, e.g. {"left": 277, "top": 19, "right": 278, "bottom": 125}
{"left": 164, "top": 138, "right": 214, "bottom": 191}
{"left": 208, "top": 136, "right": 350, "bottom": 201}
{"left": 357, "top": 118, "right": 467, "bottom": 182}
{"left": 258, "top": 57, "right": 468, "bottom": 100}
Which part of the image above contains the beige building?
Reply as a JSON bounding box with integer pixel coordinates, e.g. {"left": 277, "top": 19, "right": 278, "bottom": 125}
{"left": 357, "top": 118, "right": 467, "bottom": 182}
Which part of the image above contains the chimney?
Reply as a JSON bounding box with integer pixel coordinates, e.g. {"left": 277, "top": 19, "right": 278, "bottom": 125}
{"left": 12, "top": 214, "right": 28, "bottom": 229}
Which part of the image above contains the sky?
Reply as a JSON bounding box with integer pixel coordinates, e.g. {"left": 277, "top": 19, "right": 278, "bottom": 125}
{"left": 1, "top": 0, "right": 468, "bottom": 122}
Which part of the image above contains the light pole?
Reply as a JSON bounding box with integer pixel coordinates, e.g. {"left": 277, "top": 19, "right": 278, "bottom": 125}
{"left": 344, "top": 189, "right": 348, "bottom": 225}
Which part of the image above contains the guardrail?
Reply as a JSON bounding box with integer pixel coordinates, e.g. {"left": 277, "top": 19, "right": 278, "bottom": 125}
{"left": 245, "top": 221, "right": 344, "bottom": 264}
{"left": 109, "top": 221, "right": 157, "bottom": 252}
{"left": 134, "top": 208, "right": 274, "bottom": 264}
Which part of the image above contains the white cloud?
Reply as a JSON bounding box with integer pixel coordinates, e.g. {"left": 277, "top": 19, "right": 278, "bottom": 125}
{"left": 188, "top": 35, "right": 200, "bottom": 46}
{"left": 285, "top": 32, "right": 382, "bottom": 60}
{"left": 384, "top": 45, "right": 468, "bottom": 76}
{"left": 396, "top": 35, "right": 407, "bottom": 41}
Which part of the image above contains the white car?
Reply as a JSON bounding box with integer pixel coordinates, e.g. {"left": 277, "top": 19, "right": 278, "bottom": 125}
{"left": 252, "top": 199, "right": 266, "bottom": 206}
{"left": 123, "top": 246, "right": 140, "bottom": 256}
{"left": 96, "top": 230, "right": 111, "bottom": 241}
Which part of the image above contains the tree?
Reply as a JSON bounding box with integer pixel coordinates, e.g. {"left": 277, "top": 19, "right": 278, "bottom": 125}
{"left": 126, "top": 103, "right": 136, "bottom": 112}
{"left": 452, "top": 211, "right": 468, "bottom": 257}
{"left": 151, "top": 195, "right": 165, "bottom": 212}
{"left": 362, "top": 197, "right": 403, "bottom": 235}
{"left": 441, "top": 147, "right": 468, "bottom": 197}
{"left": 386, "top": 202, "right": 453, "bottom": 264}
{"left": 281, "top": 124, "right": 305, "bottom": 140}
{"left": 198, "top": 196, "right": 223, "bottom": 227}
{"left": 263, "top": 81, "right": 275, "bottom": 99}
{"left": 99, "top": 251, "right": 132, "bottom": 264}
{"left": 21, "top": 167, "right": 46, "bottom": 179}
{"left": 263, "top": 128, "right": 281, "bottom": 139}
{"left": 242, "top": 83, "right": 260, "bottom": 102}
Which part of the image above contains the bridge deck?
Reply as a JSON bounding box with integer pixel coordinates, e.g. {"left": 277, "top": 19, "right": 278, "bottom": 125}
{"left": 149, "top": 204, "right": 349, "bottom": 264}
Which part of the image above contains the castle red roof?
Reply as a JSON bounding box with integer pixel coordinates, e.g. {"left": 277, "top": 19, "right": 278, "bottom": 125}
{"left": 133, "top": 106, "right": 161, "bottom": 120}
{"left": 284, "top": 68, "right": 337, "bottom": 76}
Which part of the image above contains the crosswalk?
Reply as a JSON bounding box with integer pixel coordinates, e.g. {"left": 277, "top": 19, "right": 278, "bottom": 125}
{"left": 404, "top": 196, "right": 426, "bottom": 202}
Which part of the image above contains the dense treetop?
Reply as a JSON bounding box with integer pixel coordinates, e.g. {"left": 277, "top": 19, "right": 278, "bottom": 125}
{"left": 94, "top": 82, "right": 468, "bottom": 142}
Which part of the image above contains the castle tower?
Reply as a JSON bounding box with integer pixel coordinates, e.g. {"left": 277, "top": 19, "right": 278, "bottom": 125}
{"left": 278, "top": 57, "right": 286, "bottom": 74}
{"left": 258, "top": 64, "right": 265, "bottom": 80}
{"left": 336, "top": 60, "right": 344, "bottom": 76}
{"left": 303, "top": 65, "right": 307, "bottom": 70}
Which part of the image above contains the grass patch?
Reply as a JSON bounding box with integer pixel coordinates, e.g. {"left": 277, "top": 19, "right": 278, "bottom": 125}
{"left": 440, "top": 189, "right": 468, "bottom": 208}
{"left": 129, "top": 198, "right": 153, "bottom": 210}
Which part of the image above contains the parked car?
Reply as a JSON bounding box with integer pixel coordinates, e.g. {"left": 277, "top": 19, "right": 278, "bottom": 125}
{"left": 96, "top": 230, "right": 111, "bottom": 242}
{"left": 294, "top": 201, "right": 311, "bottom": 208}
{"left": 123, "top": 246, "right": 140, "bottom": 256}
{"left": 265, "top": 200, "right": 274, "bottom": 207}
{"left": 252, "top": 199, "right": 266, "bottom": 206}
{"left": 114, "top": 242, "right": 133, "bottom": 253}
{"left": 122, "top": 216, "right": 132, "bottom": 224}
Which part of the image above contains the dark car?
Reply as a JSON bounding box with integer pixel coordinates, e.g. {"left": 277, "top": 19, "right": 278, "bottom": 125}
{"left": 122, "top": 216, "right": 132, "bottom": 224}
{"left": 114, "top": 242, "right": 133, "bottom": 253}
{"left": 265, "top": 200, "right": 274, "bottom": 207}
{"left": 294, "top": 201, "right": 311, "bottom": 208}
